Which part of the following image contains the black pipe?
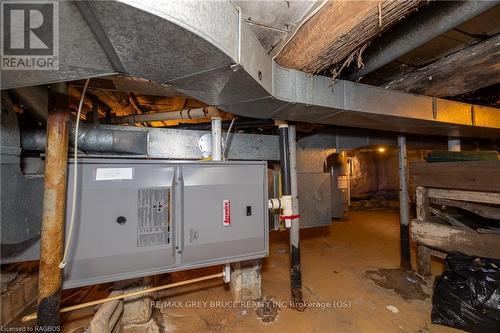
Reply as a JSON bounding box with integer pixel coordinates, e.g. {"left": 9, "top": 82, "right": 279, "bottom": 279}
{"left": 279, "top": 125, "right": 303, "bottom": 308}
{"left": 173, "top": 119, "right": 275, "bottom": 130}
{"left": 92, "top": 95, "right": 100, "bottom": 125}
{"left": 279, "top": 126, "right": 291, "bottom": 195}
{"left": 400, "top": 224, "right": 411, "bottom": 270}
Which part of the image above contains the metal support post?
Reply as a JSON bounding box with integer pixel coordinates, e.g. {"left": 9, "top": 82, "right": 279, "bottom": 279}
{"left": 279, "top": 123, "right": 303, "bottom": 308}
{"left": 398, "top": 135, "right": 411, "bottom": 270}
{"left": 288, "top": 125, "right": 303, "bottom": 308}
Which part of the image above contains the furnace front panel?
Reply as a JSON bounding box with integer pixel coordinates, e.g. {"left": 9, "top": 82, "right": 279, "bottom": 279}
{"left": 63, "top": 159, "right": 268, "bottom": 289}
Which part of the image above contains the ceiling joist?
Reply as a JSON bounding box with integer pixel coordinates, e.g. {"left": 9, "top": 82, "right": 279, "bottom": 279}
{"left": 275, "top": 0, "right": 424, "bottom": 74}
{"left": 384, "top": 33, "right": 500, "bottom": 97}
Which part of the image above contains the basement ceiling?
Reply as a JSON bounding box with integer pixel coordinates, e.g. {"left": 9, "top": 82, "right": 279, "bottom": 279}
{"left": 3, "top": 0, "right": 500, "bottom": 137}
{"left": 232, "top": 0, "right": 315, "bottom": 53}
{"left": 247, "top": 1, "right": 500, "bottom": 107}
{"left": 360, "top": 4, "right": 500, "bottom": 86}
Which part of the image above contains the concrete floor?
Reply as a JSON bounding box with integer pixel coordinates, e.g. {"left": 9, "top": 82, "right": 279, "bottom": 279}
{"left": 135, "top": 209, "right": 459, "bottom": 333}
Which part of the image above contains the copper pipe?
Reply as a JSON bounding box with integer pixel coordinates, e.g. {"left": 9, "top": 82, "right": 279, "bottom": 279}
{"left": 114, "top": 106, "right": 221, "bottom": 124}
{"left": 37, "top": 84, "right": 70, "bottom": 328}
{"left": 23, "top": 272, "right": 224, "bottom": 322}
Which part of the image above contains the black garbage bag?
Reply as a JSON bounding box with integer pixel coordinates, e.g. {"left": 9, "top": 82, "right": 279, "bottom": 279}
{"left": 432, "top": 251, "right": 500, "bottom": 333}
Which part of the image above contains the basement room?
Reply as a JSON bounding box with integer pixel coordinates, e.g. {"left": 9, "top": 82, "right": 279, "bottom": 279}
{"left": 1, "top": 0, "right": 499, "bottom": 332}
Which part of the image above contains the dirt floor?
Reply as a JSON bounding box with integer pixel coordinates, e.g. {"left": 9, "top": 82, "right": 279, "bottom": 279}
{"left": 12, "top": 209, "right": 460, "bottom": 332}
{"left": 126, "top": 209, "right": 458, "bottom": 333}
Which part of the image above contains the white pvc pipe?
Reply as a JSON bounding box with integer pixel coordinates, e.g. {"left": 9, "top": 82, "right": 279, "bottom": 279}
{"left": 211, "top": 117, "right": 222, "bottom": 161}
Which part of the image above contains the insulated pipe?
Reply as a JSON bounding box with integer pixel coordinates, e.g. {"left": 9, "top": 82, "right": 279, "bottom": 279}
{"left": 349, "top": 0, "right": 498, "bottom": 80}
{"left": 114, "top": 107, "right": 216, "bottom": 124}
{"left": 288, "top": 125, "right": 303, "bottom": 309}
{"left": 398, "top": 135, "right": 411, "bottom": 271}
{"left": 37, "top": 83, "right": 70, "bottom": 328}
{"left": 21, "top": 124, "right": 148, "bottom": 155}
{"left": 211, "top": 117, "right": 222, "bottom": 161}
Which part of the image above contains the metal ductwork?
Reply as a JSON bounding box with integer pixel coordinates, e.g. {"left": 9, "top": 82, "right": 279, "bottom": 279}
{"left": 2, "top": 0, "right": 500, "bottom": 138}
{"left": 12, "top": 85, "right": 149, "bottom": 155}
{"left": 12, "top": 86, "right": 49, "bottom": 121}
{"left": 348, "top": 0, "right": 499, "bottom": 81}
{"left": 1, "top": 94, "right": 44, "bottom": 260}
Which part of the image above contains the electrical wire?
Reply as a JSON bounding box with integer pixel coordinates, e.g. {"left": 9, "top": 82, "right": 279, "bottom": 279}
{"left": 222, "top": 118, "right": 236, "bottom": 161}
{"left": 59, "top": 78, "right": 90, "bottom": 269}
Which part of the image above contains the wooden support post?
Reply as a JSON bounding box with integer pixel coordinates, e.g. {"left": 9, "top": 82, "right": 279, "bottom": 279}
{"left": 37, "top": 84, "right": 70, "bottom": 328}
{"left": 416, "top": 186, "right": 429, "bottom": 221}
{"left": 416, "top": 187, "right": 431, "bottom": 276}
{"left": 417, "top": 245, "right": 431, "bottom": 277}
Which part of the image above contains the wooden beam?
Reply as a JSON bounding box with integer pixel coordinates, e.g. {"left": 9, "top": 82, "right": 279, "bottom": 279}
{"left": 411, "top": 161, "right": 500, "bottom": 192}
{"left": 276, "top": 0, "right": 422, "bottom": 73}
{"left": 384, "top": 34, "right": 500, "bottom": 97}
{"left": 411, "top": 219, "right": 500, "bottom": 259}
{"left": 428, "top": 188, "right": 500, "bottom": 205}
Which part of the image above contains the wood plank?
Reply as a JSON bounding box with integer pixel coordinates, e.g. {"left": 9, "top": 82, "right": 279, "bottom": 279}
{"left": 411, "top": 161, "right": 500, "bottom": 192}
{"left": 416, "top": 186, "right": 429, "bottom": 221}
{"left": 429, "top": 206, "right": 473, "bottom": 230}
{"left": 411, "top": 219, "right": 500, "bottom": 258}
{"left": 276, "top": 0, "right": 423, "bottom": 73}
{"left": 426, "top": 151, "right": 499, "bottom": 162}
{"left": 417, "top": 245, "right": 431, "bottom": 277}
{"left": 431, "top": 197, "right": 500, "bottom": 220}
{"left": 428, "top": 188, "right": 500, "bottom": 205}
{"left": 384, "top": 34, "right": 500, "bottom": 97}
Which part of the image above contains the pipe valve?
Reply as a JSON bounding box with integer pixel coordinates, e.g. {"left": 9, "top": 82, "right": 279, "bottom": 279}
{"left": 268, "top": 195, "right": 299, "bottom": 228}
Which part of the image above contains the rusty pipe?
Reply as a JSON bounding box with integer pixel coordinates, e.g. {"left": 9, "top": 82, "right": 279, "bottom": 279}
{"left": 37, "top": 84, "right": 70, "bottom": 328}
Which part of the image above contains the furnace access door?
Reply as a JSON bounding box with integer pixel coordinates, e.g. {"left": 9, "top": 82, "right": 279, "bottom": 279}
{"left": 63, "top": 159, "right": 268, "bottom": 289}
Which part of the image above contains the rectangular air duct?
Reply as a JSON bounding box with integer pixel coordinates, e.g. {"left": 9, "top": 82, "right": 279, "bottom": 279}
{"left": 63, "top": 159, "right": 268, "bottom": 289}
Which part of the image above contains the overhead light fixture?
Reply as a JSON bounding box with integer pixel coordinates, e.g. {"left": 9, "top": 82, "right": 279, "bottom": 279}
{"left": 377, "top": 147, "right": 386, "bottom": 153}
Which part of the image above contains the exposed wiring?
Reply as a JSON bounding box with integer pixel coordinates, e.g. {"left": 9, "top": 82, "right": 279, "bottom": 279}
{"left": 223, "top": 118, "right": 236, "bottom": 161}
{"left": 59, "top": 78, "right": 90, "bottom": 269}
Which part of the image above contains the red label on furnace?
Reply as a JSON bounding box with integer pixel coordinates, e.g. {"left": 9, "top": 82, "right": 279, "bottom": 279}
{"left": 222, "top": 200, "right": 231, "bottom": 227}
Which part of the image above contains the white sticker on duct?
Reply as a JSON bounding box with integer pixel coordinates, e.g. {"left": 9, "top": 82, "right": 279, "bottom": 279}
{"left": 95, "top": 168, "right": 134, "bottom": 181}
